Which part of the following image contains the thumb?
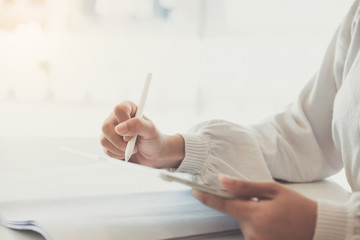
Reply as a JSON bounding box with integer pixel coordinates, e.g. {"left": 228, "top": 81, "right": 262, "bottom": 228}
{"left": 115, "top": 116, "right": 157, "bottom": 139}
{"left": 219, "top": 175, "right": 279, "bottom": 199}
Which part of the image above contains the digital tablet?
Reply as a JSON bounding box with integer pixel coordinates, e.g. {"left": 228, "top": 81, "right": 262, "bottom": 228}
{"left": 160, "top": 171, "right": 235, "bottom": 199}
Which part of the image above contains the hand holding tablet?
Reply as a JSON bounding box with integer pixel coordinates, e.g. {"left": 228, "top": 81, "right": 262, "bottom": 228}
{"left": 160, "top": 171, "right": 235, "bottom": 199}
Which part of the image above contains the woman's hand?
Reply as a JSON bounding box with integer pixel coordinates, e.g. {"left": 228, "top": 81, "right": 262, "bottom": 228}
{"left": 100, "top": 101, "right": 185, "bottom": 168}
{"left": 193, "top": 176, "right": 317, "bottom": 240}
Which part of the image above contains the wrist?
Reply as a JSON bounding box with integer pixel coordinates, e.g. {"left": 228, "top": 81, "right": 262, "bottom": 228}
{"left": 160, "top": 134, "right": 185, "bottom": 168}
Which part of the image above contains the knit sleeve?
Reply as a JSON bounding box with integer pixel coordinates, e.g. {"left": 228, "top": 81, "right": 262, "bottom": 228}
{"left": 314, "top": 193, "right": 360, "bottom": 240}
{"left": 176, "top": 120, "right": 273, "bottom": 186}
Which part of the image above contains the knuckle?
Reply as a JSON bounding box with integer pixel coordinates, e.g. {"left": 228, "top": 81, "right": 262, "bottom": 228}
{"left": 113, "top": 104, "right": 128, "bottom": 116}
{"left": 101, "top": 123, "right": 113, "bottom": 134}
{"left": 199, "top": 195, "right": 219, "bottom": 209}
{"left": 194, "top": 192, "right": 207, "bottom": 205}
{"left": 133, "top": 118, "right": 143, "bottom": 131}
{"left": 99, "top": 137, "right": 108, "bottom": 147}
{"left": 122, "top": 100, "right": 135, "bottom": 107}
{"left": 105, "top": 149, "right": 115, "bottom": 157}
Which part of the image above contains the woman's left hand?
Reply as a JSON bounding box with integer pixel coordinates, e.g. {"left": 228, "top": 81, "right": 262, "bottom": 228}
{"left": 193, "top": 176, "right": 317, "bottom": 240}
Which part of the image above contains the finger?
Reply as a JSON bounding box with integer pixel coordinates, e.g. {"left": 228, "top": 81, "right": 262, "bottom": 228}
{"left": 113, "top": 101, "right": 138, "bottom": 124}
{"left": 100, "top": 136, "right": 125, "bottom": 156}
{"left": 104, "top": 148, "right": 124, "bottom": 160}
{"left": 102, "top": 128, "right": 126, "bottom": 151}
{"left": 219, "top": 175, "right": 278, "bottom": 199}
{"left": 102, "top": 116, "right": 127, "bottom": 151}
{"left": 192, "top": 190, "right": 255, "bottom": 218}
{"left": 115, "top": 117, "right": 156, "bottom": 139}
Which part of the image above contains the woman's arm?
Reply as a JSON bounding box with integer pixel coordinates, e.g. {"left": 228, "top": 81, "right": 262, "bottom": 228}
{"left": 177, "top": 0, "right": 360, "bottom": 183}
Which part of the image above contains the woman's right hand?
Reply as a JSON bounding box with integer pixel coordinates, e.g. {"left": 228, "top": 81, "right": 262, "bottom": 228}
{"left": 100, "top": 101, "right": 185, "bottom": 169}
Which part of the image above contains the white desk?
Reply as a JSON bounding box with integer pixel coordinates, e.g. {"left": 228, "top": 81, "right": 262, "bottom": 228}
{"left": 0, "top": 137, "right": 350, "bottom": 240}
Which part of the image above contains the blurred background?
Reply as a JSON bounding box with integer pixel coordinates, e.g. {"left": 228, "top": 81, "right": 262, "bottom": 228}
{"left": 0, "top": 0, "right": 353, "bottom": 138}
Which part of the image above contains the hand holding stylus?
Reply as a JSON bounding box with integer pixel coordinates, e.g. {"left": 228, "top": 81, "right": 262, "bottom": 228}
{"left": 100, "top": 74, "right": 185, "bottom": 168}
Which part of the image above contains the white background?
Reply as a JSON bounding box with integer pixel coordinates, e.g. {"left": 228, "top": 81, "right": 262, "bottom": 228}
{"left": 0, "top": 0, "right": 353, "bottom": 189}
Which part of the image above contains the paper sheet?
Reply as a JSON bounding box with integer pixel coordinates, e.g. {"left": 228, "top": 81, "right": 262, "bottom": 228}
{"left": 0, "top": 162, "right": 239, "bottom": 240}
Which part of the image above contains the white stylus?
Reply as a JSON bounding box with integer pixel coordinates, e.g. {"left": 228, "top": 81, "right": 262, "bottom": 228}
{"left": 124, "top": 73, "right": 152, "bottom": 162}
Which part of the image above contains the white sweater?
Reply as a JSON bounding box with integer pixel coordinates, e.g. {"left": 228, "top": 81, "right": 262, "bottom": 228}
{"left": 177, "top": 0, "right": 360, "bottom": 239}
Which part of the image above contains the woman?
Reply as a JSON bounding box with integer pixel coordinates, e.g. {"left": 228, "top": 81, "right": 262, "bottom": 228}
{"left": 100, "top": 1, "right": 360, "bottom": 239}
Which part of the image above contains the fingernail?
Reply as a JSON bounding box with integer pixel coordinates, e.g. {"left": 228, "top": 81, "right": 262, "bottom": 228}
{"left": 123, "top": 136, "right": 132, "bottom": 142}
{"left": 115, "top": 123, "right": 128, "bottom": 134}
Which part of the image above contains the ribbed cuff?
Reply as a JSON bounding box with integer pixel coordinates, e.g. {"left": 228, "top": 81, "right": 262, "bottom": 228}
{"left": 176, "top": 134, "right": 209, "bottom": 175}
{"left": 313, "top": 200, "right": 353, "bottom": 240}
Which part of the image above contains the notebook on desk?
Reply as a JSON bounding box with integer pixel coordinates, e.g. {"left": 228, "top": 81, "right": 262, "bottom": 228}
{"left": 0, "top": 161, "right": 239, "bottom": 240}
